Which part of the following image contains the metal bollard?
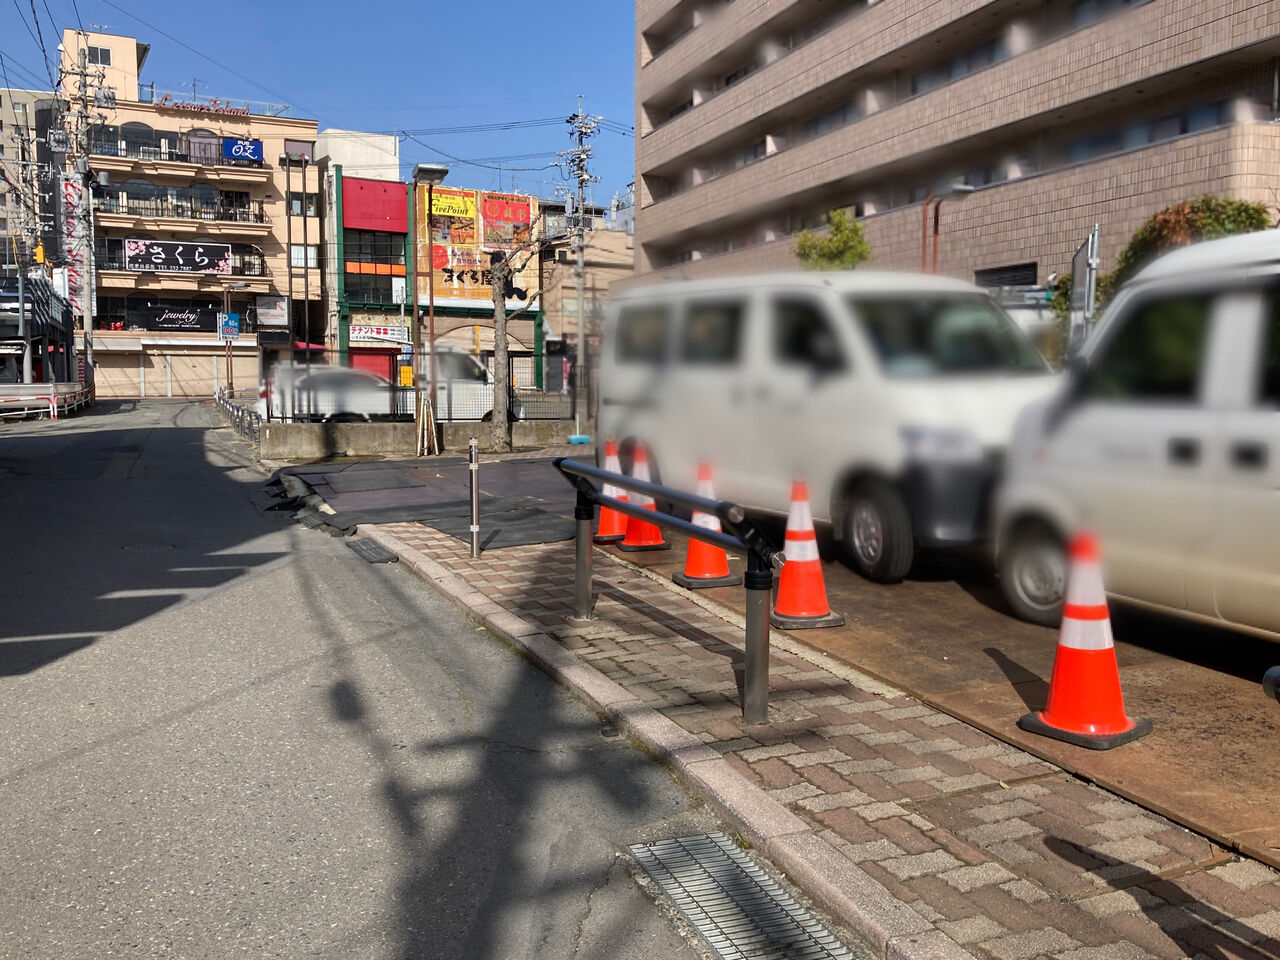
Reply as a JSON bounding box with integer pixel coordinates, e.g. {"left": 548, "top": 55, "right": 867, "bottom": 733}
{"left": 468, "top": 437, "right": 481, "bottom": 558}
{"left": 742, "top": 551, "right": 773, "bottom": 725}
{"left": 1264, "top": 666, "right": 1280, "bottom": 704}
{"left": 572, "top": 488, "right": 594, "bottom": 620}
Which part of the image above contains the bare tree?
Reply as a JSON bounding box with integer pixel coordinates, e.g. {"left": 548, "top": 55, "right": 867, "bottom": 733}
{"left": 487, "top": 213, "right": 545, "bottom": 452}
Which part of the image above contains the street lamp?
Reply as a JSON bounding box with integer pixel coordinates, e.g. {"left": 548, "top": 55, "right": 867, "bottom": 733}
{"left": 223, "top": 280, "right": 250, "bottom": 391}
{"left": 920, "top": 182, "right": 976, "bottom": 274}
{"left": 412, "top": 162, "right": 449, "bottom": 453}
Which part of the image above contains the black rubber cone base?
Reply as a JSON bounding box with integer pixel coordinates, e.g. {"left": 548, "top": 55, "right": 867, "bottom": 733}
{"left": 674, "top": 570, "right": 743, "bottom": 590}
{"left": 1017, "top": 711, "right": 1153, "bottom": 751}
{"left": 618, "top": 540, "right": 671, "bottom": 552}
{"left": 593, "top": 533, "right": 625, "bottom": 544}
{"left": 770, "top": 609, "right": 846, "bottom": 630}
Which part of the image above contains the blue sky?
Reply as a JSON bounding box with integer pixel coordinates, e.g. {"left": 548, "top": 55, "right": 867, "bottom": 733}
{"left": 0, "top": 0, "right": 637, "bottom": 203}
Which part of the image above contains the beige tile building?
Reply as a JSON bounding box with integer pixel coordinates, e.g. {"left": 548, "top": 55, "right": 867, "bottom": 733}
{"left": 58, "top": 29, "right": 321, "bottom": 397}
{"left": 633, "top": 0, "right": 1280, "bottom": 287}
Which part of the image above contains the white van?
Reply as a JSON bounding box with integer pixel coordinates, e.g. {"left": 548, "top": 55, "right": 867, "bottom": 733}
{"left": 996, "top": 230, "right": 1280, "bottom": 638}
{"left": 599, "top": 272, "right": 1061, "bottom": 581}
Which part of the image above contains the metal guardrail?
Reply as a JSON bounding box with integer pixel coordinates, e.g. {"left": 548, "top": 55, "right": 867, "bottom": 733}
{"left": 553, "top": 457, "right": 785, "bottom": 724}
{"left": 215, "top": 386, "right": 262, "bottom": 444}
{"left": 0, "top": 383, "right": 95, "bottom": 420}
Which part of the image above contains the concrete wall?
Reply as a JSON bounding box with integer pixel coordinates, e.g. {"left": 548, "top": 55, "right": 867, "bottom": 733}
{"left": 441, "top": 419, "right": 580, "bottom": 451}
{"left": 257, "top": 419, "right": 577, "bottom": 460}
{"left": 259, "top": 421, "right": 416, "bottom": 460}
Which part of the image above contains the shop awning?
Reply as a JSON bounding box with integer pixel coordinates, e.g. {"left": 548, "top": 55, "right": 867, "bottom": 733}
{"left": 293, "top": 340, "right": 328, "bottom": 351}
{"left": 93, "top": 338, "right": 144, "bottom": 352}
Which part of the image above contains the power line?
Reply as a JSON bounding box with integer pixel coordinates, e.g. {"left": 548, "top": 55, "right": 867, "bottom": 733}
{"left": 97, "top": 0, "right": 326, "bottom": 121}
{"left": 399, "top": 129, "right": 555, "bottom": 174}
{"left": 26, "top": 0, "right": 57, "bottom": 85}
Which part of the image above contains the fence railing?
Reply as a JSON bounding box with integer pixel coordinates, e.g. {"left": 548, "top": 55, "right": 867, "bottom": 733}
{"left": 215, "top": 386, "right": 262, "bottom": 444}
{"left": 90, "top": 137, "right": 268, "bottom": 169}
{"left": 94, "top": 196, "right": 270, "bottom": 224}
{"left": 553, "top": 457, "right": 785, "bottom": 723}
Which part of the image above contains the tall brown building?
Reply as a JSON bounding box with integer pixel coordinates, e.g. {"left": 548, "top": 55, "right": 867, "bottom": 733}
{"left": 633, "top": 0, "right": 1280, "bottom": 287}
{"left": 59, "top": 29, "right": 321, "bottom": 397}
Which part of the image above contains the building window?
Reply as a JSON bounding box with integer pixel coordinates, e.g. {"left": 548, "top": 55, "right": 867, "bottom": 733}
{"left": 344, "top": 273, "right": 399, "bottom": 304}
{"left": 974, "top": 263, "right": 1038, "bottom": 288}
{"left": 87, "top": 45, "right": 112, "bottom": 66}
{"left": 290, "top": 244, "right": 318, "bottom": 268}
{"left": 343, "top": 229, "right": 405, "bottom": 265}
{"left": 288, "top": 192, "right": 319, "bottom": 217}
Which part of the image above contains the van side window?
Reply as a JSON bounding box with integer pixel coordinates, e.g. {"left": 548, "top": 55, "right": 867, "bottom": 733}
{"left": 616, "top": 306, "right": 670, "bottom": 364}
{"left": 1261, "top": 294, "right": 1280, "bottom": 407}
{"left": 681, "top": 302, "right": 743, "bottom": 364}
{"left": 1087, "top": 294, "right": 1211, "bottom": 402}
{"left": 774, "top": 299, "right": 846, "bottom": 371}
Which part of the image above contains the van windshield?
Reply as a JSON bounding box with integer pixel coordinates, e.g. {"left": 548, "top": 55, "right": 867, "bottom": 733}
{"left": 848, "top": 294, "right": 1047, "bottom": 376}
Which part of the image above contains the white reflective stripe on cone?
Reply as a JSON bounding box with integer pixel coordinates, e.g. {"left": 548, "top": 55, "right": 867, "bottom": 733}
{"left": 631, "top": 491, "right": 655, "bottom": 509}
{"left": 1058, "top": 616, "right": 1115, "bottom": 651}
{"left": 785, "top": 535, "right": 821, "bottom": 563}
{"left": 602, "top": 481, "right": 627, "bottom": 499}
{"left": 787, "top": 498, "right": 814, "bottom": 532}
{"left": 692, "top": 510, "right": 721, "bottom": 532}
{"left": 1066, "top": 559, "right": 1108, "bottom": 607}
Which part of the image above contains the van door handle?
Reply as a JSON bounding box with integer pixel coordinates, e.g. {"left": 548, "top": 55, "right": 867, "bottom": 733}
{"left": 1168, "top": 437, "right": 1200, "bottom": 466}
{"left": 1231, "top": 440, "right": 1268, "bottom": 470}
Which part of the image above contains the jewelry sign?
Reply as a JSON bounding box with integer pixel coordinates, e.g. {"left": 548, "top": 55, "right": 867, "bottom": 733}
{"left": 125, "top": 239, "right": 232, "bottom": 274}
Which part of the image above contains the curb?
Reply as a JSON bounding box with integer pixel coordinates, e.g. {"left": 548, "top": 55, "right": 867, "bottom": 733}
{"left": 356, "top": 523, "right": 976, "bottom": 960}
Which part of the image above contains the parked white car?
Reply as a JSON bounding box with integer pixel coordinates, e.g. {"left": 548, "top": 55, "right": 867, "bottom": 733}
{"left": 598, "top": 271, "right": 1061, "bottom": 581}
{"left": 996, "top": 229, "right": 1280, "bottom": 639}
{"left": 257, "top": 348, "right": 521, "bottom": 423}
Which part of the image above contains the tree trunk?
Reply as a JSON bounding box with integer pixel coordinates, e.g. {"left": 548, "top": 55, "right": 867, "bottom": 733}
{"left": 489, "top": 258, "right": 512, "bottom": 452}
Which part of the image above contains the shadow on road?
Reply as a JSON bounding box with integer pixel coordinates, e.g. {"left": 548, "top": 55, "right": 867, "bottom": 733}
{"left": 983, "top": 647, "right": 1050, "bottom": 712}
{"left": 292, "top": 532, "right": 669, "bottom": 959}
{"left": 0, "top": 403, "right": 285, "bottom": 676}
{"left": 1045, "top": 835, "right": 1280, "bottom": 960}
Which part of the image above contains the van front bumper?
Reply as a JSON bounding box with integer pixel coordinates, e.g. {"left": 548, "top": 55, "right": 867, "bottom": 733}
{"left": 903, "top": 454, "right": 1001, "bottom": 548}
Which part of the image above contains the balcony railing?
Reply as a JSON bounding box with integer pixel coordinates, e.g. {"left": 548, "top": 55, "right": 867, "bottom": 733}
{"left": 93, "top": 196, "right": 270, "bottom": 225}
{"left": 89, "top": 135, "right": 268, "bottom": 169}
{"left": 97, "top": 255, "right": 271, "bottom": 277}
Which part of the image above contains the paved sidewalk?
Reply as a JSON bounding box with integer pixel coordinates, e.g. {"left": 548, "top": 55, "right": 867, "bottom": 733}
{"left": 359, "top": 521, "right": 1280, "bottom": 960}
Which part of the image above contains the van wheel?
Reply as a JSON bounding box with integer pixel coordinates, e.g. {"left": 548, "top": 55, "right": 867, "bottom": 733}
{"left": 843, "top": 481, "right": 913, "bottom": 582}
{"left": 999, "top": 520, "right": 1066, "bottom": 626}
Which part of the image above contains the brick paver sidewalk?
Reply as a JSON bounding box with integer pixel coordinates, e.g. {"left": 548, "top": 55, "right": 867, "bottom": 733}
{"left": 366, "top": 521, "right": 1280, "bottom": 960}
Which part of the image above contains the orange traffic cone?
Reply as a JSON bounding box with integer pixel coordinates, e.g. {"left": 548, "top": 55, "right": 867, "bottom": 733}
{"left": 1017, "top": 532, "right": 1151, "bottom": 750}
{"left": 674, "top": 464, "right": 742, "bottom": 589}
{"left": 618, "top": 444, "right": 670, "bottom": 553}
{"left": 770, "top": 480, "right": 844, "bottom": 629}
{"left": 594, "top": 440, "right": 628, "bottom": 544}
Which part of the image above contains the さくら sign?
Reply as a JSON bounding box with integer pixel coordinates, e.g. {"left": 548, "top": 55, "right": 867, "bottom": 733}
{"left": 125, "top": 240, "right": 232, "bottom": 274}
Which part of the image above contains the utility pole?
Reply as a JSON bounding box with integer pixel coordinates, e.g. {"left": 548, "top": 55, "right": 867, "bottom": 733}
{"left": 62, "top": 42, "right": 102, "bottom": 379}
{"left": 560, "top": 97, "right": 600, "bottom": 439}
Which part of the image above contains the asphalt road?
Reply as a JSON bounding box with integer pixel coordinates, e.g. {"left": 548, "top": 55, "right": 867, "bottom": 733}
{"left": 0, "top": 400, "right": 716, "bottom": 960}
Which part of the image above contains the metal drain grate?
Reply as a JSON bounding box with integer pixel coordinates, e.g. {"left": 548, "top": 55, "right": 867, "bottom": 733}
{"left": 629, "top": 833, "right": 854, "bottom": 960}
{"left": 345, "top": 538, "right": 399, "bottom": 564}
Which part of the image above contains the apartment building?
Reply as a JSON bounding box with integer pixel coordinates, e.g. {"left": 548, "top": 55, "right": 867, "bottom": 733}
{"left": 58, "top": 29, "right": 321, "bottom": 397}
{"left": 0, "top": 87, "right": 53, "bottom": 271}
{"left": 633, "top": 0, "right": 1280, "bottom": 286}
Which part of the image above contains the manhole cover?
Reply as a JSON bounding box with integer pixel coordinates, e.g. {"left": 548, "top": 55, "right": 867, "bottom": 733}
{"left": 629, "top": 833, "right": 854, "bottom": 960}
{"left": 346, "top": 538, "right": 398, "bottom": 564}
{"left": 123, "top": 543, "right": 173, "bottom": 552}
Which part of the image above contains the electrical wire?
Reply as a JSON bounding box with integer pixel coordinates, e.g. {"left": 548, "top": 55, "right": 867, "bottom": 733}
{"left": 399, "top": 129, "right": 557, "bottom": 174}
